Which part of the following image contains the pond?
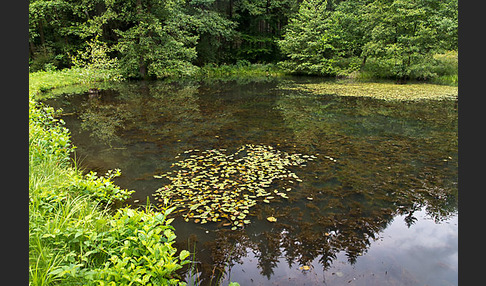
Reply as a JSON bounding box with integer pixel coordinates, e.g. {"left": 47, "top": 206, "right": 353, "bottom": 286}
{"left": 44, "top": 77, "right": 458, "bottom": 285}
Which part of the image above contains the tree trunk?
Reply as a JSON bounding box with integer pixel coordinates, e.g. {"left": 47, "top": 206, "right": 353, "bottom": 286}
{"left": 139, "top": 58, "right": 147, "bottom": 79}
{"left": 361, "top": 55, "right": 367, "bottom": 67}
{"left": 29, "top": 41, "right": 36, "bottom": 58}
{"left": 39, "top": 21, "right": 45, "bottom": 46}
{"left": 229, "top": 0, "right": 233, "bottom": 19}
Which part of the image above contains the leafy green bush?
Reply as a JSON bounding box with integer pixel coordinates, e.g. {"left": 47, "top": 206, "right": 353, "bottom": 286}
{"left": 196, "top": 63, "right": 281, "bottom": 78}
{"left": 30, "top": 45, "right": 60, "bottom": 72}
{"left": 68, "top": 169, "right": 134, "bottom": 206}
{"left": 431, "top": 51, "right": 458, "bottom": 85}
{"left": 29, "top": 69, "right": 189, "bottom": 285}
{"left": 360, "top": 51, "right": 458, "bottom": 84}
{"left": 47, "top": 206, "right": 190, "bottom": 285}
{"left": 71, "top": 37, "right": 123, "bottom": 83}
{"left": 87, "top": 207, "right": 190, "bottom": 285}
{"left": 29, "top": 99, "right": 74, "bottom": 168}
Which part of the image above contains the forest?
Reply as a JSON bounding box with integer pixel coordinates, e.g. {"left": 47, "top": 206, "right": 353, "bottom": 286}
{"left": 29, "top": 0, "right": 458, "bottom": 82}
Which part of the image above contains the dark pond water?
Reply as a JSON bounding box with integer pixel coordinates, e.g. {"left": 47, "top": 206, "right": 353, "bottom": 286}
{"left": 45, "top": 77, "right": 458, "bottom": 285}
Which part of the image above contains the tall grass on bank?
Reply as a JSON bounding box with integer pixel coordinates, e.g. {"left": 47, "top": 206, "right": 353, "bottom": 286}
{"left": 357, "top": 51, "right": 458, "bottom": 86}
{"left": 195, "top": 61, "right": 283, "bottom": 79}
{"left": 29, "top": 69, "right": 189, "bottom": 285}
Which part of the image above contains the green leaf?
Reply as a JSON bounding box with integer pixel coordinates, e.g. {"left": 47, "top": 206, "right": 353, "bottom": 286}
{"left": 179, "top": 250, "right": 190, "bottom": 261}
{"left": 155, "top": 213, "right": 166, "bottom": 224}
{"left": 164, "top": 206, "right": 177, "bottom": 216}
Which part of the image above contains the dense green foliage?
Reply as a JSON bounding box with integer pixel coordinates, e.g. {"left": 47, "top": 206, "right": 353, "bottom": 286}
{"left": 278, "top": 0, "right": 458, "bottom": 80}
{"left": 29, "top": 71, "right": 190, "bottom": 285}
{"left": 29, "top": 0, "right": 457, "bottom": 81}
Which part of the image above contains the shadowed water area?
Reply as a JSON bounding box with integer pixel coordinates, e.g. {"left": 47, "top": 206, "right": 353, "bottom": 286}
{"left": 44, "top": 77, "right": 458, "bottom": 285}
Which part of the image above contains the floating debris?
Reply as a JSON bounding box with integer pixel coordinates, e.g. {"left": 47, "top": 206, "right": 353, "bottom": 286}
{"left": 153, "top": 144, "right": 317, "bottom": 229}
{"left": 267, "top": 216, "right": 277, "bottom": 222}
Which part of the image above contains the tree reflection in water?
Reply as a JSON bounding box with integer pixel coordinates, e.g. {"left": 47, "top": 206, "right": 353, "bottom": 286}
{"left": 180, "top": 82, "right": 457, "bottom": 285}
{"left": 44, "top": 78, "right": 457, "bottom": 285}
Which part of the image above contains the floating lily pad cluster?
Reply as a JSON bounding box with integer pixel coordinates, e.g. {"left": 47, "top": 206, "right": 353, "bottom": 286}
{"left": 153, "top": 144, "right": 317, "bottom": 229}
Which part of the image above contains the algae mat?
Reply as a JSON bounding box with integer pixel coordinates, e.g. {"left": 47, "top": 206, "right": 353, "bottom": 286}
{"left": 286, "top": 81, "right": 458, "bottom": 101}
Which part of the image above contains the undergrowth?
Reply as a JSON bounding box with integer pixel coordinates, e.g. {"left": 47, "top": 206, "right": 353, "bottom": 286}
{"left": 29, "top": 69, "right": 190, "bottom": 285}
{"left": 195, "top": 61, "right": 283, "bottom": 79}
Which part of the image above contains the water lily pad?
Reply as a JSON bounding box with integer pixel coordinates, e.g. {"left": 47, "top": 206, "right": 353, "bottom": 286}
{"left": 153, "top": 144, "right": 316, "bottom": 230}
{"left": 267, "top": 216, "right": 277, "bottom": 222}
{"left": 299, "top": 265, "right": 311, "bottom": 271}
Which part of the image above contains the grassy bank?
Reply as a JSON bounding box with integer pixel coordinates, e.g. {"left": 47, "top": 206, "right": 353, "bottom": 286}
{"left": 29, "top": 69, "right": 190, "bottom": 285}
{"left": 195, "top": 62, "right": 284, "bottom": 79}
{"left": 191, "top": 53, "right": 458, "bottom": 87}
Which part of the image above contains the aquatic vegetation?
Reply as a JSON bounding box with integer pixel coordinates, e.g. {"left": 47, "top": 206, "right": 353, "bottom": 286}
{"left": 153, "top": 144, "right": 317, "bottom": 229}
{"left": 266, "top": 216, "right": 277, "bottom": 223}
{"left": 283, "top": 80, "right": 458, "bottom": 101}
{"left": 46, "top": 77, "right": 457, "bottom": 284}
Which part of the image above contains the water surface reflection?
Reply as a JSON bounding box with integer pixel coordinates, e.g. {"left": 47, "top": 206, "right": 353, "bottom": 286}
{"left": 219, "top": 210, "right": 457, "bottom": 286}
{"left": 45, "top": 77, "right": 458, "bottom": 285}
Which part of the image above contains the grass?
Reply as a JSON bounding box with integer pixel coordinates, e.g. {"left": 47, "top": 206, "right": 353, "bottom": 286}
{"left": 29, "top": 67, "right": 121, "bottom": 100}
{"left": 29, "top": 68, "right": 88, "bottom": 95}
{"left": 29, "top": 68, "right": 189, "bottom": 285}
{"left": 195, "top": 62, "right": 284, "bottom": 79}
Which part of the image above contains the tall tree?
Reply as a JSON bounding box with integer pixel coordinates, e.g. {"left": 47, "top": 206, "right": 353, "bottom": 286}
{"left": 278, "top": 0, "right": 342, "bottom": 75}
{"left": 278, "top": 0, "right": 458, "bottom": 79}
{"left": 108, "top": 0, "right": 199, "bottom": 78}
{"left": 29, "top": 0, "right": 79, "bottom": 69}
{"left": 233, "top": 0, "right": 299, "bottom": 63}
{"left": 361, "top": 0, "right": 458, "bottom": 80}
{"left": 187, "top": 0, "right": 237, "bottom": 65}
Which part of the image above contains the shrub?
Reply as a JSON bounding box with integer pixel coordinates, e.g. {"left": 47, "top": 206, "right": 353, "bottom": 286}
{"left": 431, "top": 51, "right": 458, "bottom": 85}
{"left": 68, "top": 169, "right": 134, "bottom": 206}
{"left": 30, "top": 45, "right": 59, "bottom": 72}
{"left": 29, "top": 69, "right": 188, "bottom": 285}
{"left": 29, "top": 99, "right": 74, "bottom": 168}
{"left": 85, "top": 207, "right": 191, "bottom": 285}
{"left": 46, "top": 206, "right": 190, "bottom": 286}
{"left": 71, "top": 37, "right": 123, "bottom": 84}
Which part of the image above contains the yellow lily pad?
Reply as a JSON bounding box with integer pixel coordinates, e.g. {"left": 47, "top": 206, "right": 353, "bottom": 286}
{"left": 267, "top": 216, "right": 277, "bottom": 222}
